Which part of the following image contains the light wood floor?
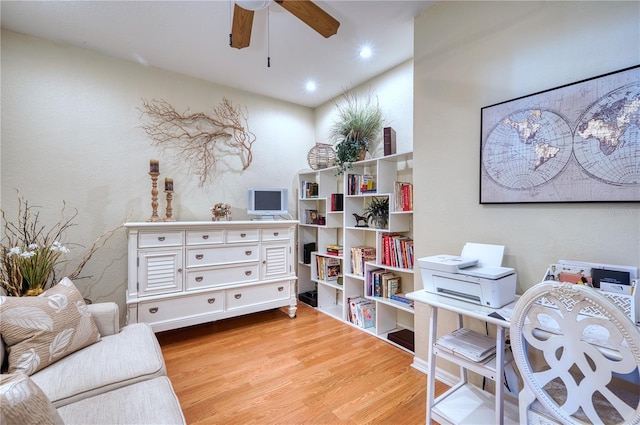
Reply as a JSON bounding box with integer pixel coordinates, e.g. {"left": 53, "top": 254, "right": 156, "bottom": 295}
{"left": 157, "top": 303, "right": 448, "bottom": 425}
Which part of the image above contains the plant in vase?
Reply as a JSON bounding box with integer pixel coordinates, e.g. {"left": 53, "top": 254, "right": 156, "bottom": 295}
{"left": 329, "top": 89, "right": 384, "bottom": 174}
{"left": 1, "top": 192, "right": 121, "bottom": 296}
{"left": 364, "top": 197, "right": 389, "bottom": 229}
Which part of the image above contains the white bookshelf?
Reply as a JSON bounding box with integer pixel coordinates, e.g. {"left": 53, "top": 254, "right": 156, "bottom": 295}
{"left": 297, "top": 152, "right": 415, "bottom": 352}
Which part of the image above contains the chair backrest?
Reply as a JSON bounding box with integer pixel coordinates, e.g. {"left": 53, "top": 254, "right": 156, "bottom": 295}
{"left": 510, "top": 281, "right": 640, "bottom": 424}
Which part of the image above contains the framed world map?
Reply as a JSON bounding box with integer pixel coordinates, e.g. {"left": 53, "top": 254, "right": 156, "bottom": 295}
{"left": 480, "top": 65, "right": 639, "bottom": 204}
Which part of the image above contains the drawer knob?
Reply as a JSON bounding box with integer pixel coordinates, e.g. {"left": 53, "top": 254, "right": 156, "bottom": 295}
{"left": 240, "top": 233, "right": 246, "bottom": 238}
{"left": 158, "top": 236, "right": 165, "bottom": 242}
{"left": 278, "top": 286, "right": 284, "bottom": 292}
{"left": 178, "top": 268, "right": 183, "bottom": 273}
{"left": 245, "top": 250, "right": 252, "bottom": 256}
{"left": 245, "top": 270, "right": 252, "bottom": 276}
{"left": 195, "top": 276, "right": 203, "bottom": 282}
{"left": 207, "top": 298, "right": 216, "bottom": 304}
{"left": 196, "top": 254, "right": 204, "bottom": 260}
{"left": 234, "top": 294, "right": 242, "bottom": 299}
{"left": 274, "top": 232, "right": 279, "bottom": 236}
{"left": 202, "top": 235, "right": 209, "bottom": 240}
{"left": 149, "top": 307, "right": 158, "bottom": 314}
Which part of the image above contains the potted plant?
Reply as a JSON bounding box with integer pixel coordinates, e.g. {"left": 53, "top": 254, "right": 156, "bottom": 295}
{"left": 363, "top": 197, "right": 389, "bottom": 229}
{"left": 329, "top": 89, "right": 384, "bottom": 174}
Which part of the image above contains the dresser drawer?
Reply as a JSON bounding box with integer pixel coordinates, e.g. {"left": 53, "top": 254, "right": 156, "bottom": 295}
{"left": 226, "top": 229, "right": 259, "bottom": 243}
{"left": 186, "top": 264, "right": 259, "bottom": 290}
{"left": 186, "top": 230, "right": 224, "bottom": 245}
{"left": 186, "top": 245, "right": 259, "bottom": 267}
{"left": 138, "top": 291, "right": 223, "bottom": 323}
{"left": 226, "top": 282, "right": 290, "bottom": 311}
{"left": 139, "top": 231, "right": 183, "bottom": 248}
{"left": 261, "top": 228, "right": 291, "bottom": 241}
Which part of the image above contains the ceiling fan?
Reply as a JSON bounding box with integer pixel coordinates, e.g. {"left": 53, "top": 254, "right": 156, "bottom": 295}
{"left": 230, "top": 0, "right": 340, "bottom": 49}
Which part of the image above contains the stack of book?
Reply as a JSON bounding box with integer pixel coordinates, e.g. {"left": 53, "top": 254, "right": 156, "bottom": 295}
{"left": 381, "top": 234, "right": 414, "bottom": 269}
{"left": 350, "top": 246, "right": 376, "bottom": 276}
{"left": 394, "top": 181, "right": 413, "bottom": 212}
{"left": 326, "top": 245, "right": 343, "bottom": 256}
{"left": 348, "top": 297, "right": 376, "bottom": 328}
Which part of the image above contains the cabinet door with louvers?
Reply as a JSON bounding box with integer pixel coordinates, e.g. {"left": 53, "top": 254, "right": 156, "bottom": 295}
{"left": 261, "top": 243, "right": 291, "bottom": 280}
{"left": 138, "top": 249, "right": 183, "bottom": 296}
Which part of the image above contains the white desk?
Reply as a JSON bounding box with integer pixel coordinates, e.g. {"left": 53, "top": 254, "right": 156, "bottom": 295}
{"left": 407, "top": 290, "right": 519, "bottom": 425}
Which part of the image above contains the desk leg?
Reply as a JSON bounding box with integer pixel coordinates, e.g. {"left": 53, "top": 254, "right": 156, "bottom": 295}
{"left": 495, "top": 325, "right": 505, "bottom": 425}
{"left": 457, "top": 314, "right": 467, "bottom": 384}
{"left": 426, "top": 305, "right": 438, "bottom": 424}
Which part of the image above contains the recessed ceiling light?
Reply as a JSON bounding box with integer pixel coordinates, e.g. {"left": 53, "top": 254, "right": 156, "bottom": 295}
{"left": 306, "top": 81, "right": 317, "bottom": 92}
{"left": 359, "top": 46, "right": 373, "bottom": 59}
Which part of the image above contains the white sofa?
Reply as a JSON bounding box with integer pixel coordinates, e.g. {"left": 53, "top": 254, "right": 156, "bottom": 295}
{"left": 1, "top": 301, "right": 186, "bottom": 425}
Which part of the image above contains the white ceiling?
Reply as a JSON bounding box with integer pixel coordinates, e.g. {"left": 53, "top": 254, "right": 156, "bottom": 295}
{"left": 1, "top": 0, "right": 434, "bottom": 108}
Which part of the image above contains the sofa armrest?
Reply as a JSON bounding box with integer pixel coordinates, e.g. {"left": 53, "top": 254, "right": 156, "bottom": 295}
{"left": 87, "top": 302, "right": 120, "bottom": 336}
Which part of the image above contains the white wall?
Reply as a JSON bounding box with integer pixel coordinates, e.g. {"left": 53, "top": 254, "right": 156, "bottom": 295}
{"left": 413, "top": 1, "right": 640, "bottom": 365}
{"left": 313, "top": 59, "right": 414, "bottom": 159}
{"left": 1, "top": 30, "right": 314, "bottom": 321}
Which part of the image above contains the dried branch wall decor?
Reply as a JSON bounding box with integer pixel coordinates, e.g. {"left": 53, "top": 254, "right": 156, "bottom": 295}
{"left": 139, "top": 98, "right": 256, "bottom": 187}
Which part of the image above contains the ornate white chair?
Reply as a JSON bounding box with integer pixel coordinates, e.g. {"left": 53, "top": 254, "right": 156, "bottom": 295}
{"left": 510, "top": 281, "right": 640, "bottom": 424}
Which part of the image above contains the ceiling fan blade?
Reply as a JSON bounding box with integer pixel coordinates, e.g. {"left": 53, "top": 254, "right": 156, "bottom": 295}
{"left": 230, "top": 3, "right": 254, "bottom": 49}
{"left": 275, "top": 0, "right": 340, "bottom": 38}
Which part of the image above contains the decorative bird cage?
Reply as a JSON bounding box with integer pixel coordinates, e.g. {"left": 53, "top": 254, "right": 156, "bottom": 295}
{"left": 307, "top": 143, "right": 337, "bottom": 170}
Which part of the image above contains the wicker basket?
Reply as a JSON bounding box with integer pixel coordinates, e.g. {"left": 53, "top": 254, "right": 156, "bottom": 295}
{"left": 307, "top": 143, "right": 337, "bottom": 170}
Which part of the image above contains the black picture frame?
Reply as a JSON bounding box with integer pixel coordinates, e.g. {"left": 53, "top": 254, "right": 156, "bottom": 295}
{"left": 480, "top": 65, "right": 640, "bottom": 204}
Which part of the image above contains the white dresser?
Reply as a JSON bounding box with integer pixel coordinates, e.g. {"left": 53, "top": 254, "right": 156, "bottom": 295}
{"left": 125, "top": 221, "right": 298, "bottom": 332}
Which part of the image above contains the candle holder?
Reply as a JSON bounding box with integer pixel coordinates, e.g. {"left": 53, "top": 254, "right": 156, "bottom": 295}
{"left": 164, "top": 190, "right": 176, "bottom": 222}
{"left": 147, "top": 171, "right": 162, "bottom": 222}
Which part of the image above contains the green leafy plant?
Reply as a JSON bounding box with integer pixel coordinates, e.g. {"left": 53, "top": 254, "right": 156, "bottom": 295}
{"left": 363, "top": 197, "right": 389, "bottom": 229}
{"left": 329, "top": 89, "right": 384, "bottom": 174}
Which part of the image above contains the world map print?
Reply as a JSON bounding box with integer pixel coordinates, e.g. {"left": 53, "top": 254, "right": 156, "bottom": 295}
{"left": 481, "top": 66, "right": 639, "bottom": 203}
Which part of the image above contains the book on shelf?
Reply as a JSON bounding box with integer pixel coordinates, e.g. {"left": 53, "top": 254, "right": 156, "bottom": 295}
{"left": 330, "top": 193, "right": 344, "bottom": 211}
{"left": 350, "top": 246, "right": 376, "bottom": 276}
{"left": 394, "top": 181, "right": 413, "bottom": 212}
{"left": 390, "top": 293, "right": 414, "bottom": 307}
{"left": 366, "top": 268, "right": 384, "bottom": 296}
{"left": 384, "top": 275, "right": 401, "bottom": 298}
{"left": 347, "top": 173, "right": 376, "bottom": 195}
{"left": 434, "top": 328, "right": 497, "bottom": 362}
{"left": 304, "top": 209, "right": 319, "bottom": 225}
{"left": 301, "top": 181, "right": 319, "bottom": 198}
{"left": 315, "top": 255, "right": 325, "bottom": 280}
{"left": 324, "top": 257, "right": 341, "bottom": 281}
{"left": 384, "top": 126, "right": 397, "bottom": 156}
{"left": 369, "top": 270, "right": 400, "bottom": 298}
{"left": 360, "top": 175, "right": 376, "bottom": 193}
{"left": 381, "top": 234, "right": 414, "bottom": 269}
{"left": 348, "top": 297, "right": 376, "bottom": 329}
{"left": 303, "top": 242, "right": 316, "bottom": 264}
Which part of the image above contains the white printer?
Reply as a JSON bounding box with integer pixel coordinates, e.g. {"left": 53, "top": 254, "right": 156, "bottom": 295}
{"left": 418, "top": 243, "right": 517, "bottom": 308}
